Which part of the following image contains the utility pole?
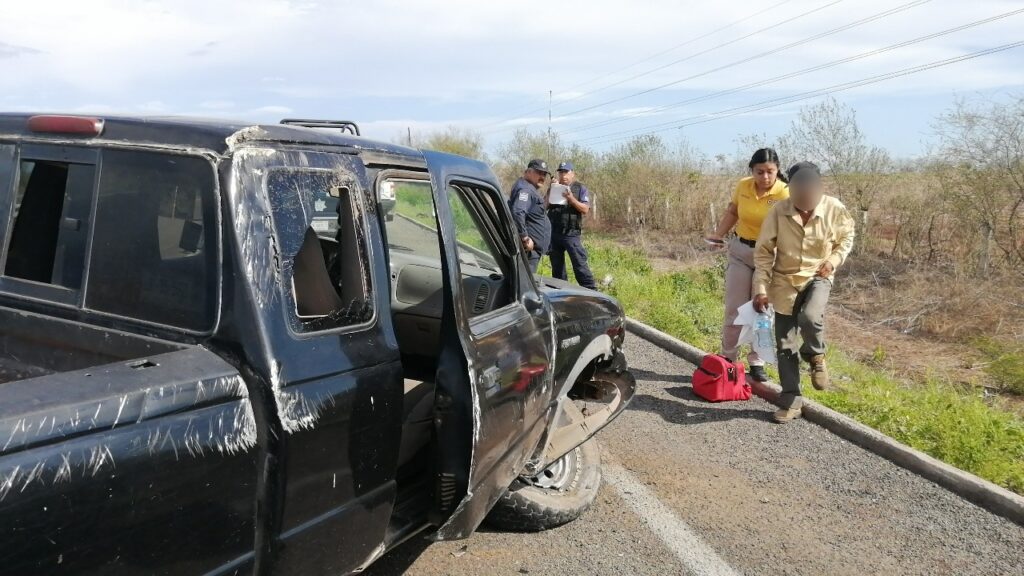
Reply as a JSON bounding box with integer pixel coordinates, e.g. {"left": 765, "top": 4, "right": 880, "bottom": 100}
{"left": 406, "top": 126, "right": 412, "bottom": 147}
{"left": 547, "top": 89, "right": 553, "bottom": 161}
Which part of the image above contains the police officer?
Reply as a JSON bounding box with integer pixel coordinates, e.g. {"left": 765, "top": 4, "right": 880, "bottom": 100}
{"left": 547, "top": 162, "right": 596, "bottom": 289}
{"left": 508, "top": 159, "right": 552, "bottom": 273}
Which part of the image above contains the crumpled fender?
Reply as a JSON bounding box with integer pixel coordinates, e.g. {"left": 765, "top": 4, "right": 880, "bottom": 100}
{"left": 525, "top": 339, "right": 635, "bottom": 475}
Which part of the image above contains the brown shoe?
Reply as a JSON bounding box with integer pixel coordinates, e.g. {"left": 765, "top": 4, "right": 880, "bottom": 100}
{"left": 809, "top": 355, "right": 830, "bottom": 390}
{"left": 772, "top": 406, "right": 802, "bottom": 423}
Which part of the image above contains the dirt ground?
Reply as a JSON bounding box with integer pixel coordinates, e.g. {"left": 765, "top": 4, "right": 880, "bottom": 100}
{"left": 827, "top": 308, "right": 983, "bottom": 384}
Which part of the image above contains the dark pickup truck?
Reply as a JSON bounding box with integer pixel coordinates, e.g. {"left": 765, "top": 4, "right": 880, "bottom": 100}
{"left": 0, "top": 114, "right": 635, "bottom": 575}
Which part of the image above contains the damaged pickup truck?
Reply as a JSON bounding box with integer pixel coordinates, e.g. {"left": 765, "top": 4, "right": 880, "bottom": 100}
{"left": 0, "top": 114, "right": 635, "bottom": 575}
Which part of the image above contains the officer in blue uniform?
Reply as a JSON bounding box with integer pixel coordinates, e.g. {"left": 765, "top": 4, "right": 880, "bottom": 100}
{"left": 508, "top": 159, "right": 552, "bottom": 274}
{"left": 547, "top": 162, "right": 596, "bottom": 289}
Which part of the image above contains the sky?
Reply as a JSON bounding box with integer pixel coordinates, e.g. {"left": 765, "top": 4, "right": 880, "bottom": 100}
{"left": 1, "top": 0, "right": 1022, "bottom": 159}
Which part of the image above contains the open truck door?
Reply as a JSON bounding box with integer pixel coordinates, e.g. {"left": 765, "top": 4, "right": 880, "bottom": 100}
{"left": 421, "top": 151, "right": 556, "bottom": 539}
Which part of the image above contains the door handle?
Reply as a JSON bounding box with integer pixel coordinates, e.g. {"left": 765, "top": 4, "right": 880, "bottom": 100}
{"left": 481, "top": 366, "right": 501, "bottom": 395}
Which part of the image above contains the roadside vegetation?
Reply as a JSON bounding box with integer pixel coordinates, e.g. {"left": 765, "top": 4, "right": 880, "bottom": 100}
{"left": 549, "top": 237, "right": 1024, "bottom": 495}
{"left": 438, "top": 94, "right": 1023, "bottom": 399}
{"left": 404, "top": 93, "right": 1024, "bottom": 493}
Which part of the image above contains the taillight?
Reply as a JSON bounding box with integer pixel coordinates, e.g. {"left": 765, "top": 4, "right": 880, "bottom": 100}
{"left": 27, "top": 115, "right": 104, "bottom": 136}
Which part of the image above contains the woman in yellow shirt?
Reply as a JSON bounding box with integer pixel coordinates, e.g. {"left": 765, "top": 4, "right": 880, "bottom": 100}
{"left": 706, "top": 148, "right": 789, "bottom": 382}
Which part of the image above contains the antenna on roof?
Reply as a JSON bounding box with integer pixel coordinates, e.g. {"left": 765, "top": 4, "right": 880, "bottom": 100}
{"left": 280, "top": 119, "right": 361, "bottom": 136}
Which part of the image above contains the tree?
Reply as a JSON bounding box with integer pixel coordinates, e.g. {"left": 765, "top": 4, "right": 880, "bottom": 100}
{"left": 933, "top": 95, "right": 1024, "bottom": 276}
{"left": 590, "top": 134, "right": 711, "bottom": 235}
{"left": 494, "top": 129, "right": 563, "bottom": 186}
{"left": 779, "top": 98, "right": 892, "bottom": 253}
{"left": 492, "top": 129, "right": 600, "bottom": 187}
{"left": 731, "top": 133, "right": 795, "bottom": 175}
{"left": 406, "top": 126, "right": 486, "bottom": 161}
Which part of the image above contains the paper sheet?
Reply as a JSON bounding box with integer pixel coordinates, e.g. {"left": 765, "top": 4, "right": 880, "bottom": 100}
{"left": 548, "top": 183, "right": 569, "bottom": 205}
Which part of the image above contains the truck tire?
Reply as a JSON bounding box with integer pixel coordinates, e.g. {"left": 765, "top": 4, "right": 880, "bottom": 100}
{"left": 486, "top": 438, "right": 601, "bottom": 532}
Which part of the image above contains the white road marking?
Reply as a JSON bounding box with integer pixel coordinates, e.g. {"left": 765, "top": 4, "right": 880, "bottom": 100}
{"left": 603, "top": 460, "right": 742, "bottom": 576}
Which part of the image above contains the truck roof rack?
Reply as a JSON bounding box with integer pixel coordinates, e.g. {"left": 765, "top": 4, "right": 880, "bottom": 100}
{"left": 280, "top": 119, "right": 361, "bottom": 136}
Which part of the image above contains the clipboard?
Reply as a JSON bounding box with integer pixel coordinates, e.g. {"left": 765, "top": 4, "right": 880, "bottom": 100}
{"left": 548, "top": 183, "right": 569, "bottom": 205}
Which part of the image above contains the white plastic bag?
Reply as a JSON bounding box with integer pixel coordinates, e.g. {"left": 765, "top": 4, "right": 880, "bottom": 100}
{"left": 734, "top": 300, "right": 777, "bottom": 365}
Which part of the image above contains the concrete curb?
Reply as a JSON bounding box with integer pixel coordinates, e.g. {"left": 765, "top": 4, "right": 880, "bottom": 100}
{"left": 625, "top": 318, "right": 1024, "bottom": 528}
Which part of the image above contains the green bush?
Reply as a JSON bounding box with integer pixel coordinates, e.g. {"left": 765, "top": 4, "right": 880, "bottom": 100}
{"left": 974, "top": 338, "right": 1024, "bottom": 395}
{"left": 572, "top": 239, "right": 723, "bottom": 351}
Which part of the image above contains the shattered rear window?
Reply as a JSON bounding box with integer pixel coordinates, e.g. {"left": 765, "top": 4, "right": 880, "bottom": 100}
{"left": 266, "top": 168, "right": 373, "bottom": 332}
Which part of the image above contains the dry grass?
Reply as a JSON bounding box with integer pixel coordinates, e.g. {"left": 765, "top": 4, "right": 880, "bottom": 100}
{"left": 833, "top": 254, "right": 1024, "bottom": 343}
{"left": 597, "top": 225, "right": 1024, "bottom": 402}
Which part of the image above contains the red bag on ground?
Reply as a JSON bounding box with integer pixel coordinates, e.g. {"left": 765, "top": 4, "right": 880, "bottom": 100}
{"left": 692, "top": 354, "right": 752, "bottom": 402}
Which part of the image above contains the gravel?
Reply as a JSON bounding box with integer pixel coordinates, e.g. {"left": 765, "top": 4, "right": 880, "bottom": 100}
{"left": 367, "top": 337, "right": 1024, "bottom": 576}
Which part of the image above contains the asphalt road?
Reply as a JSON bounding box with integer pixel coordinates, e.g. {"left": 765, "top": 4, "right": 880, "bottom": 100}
{"left": 385, "top": 213, "right": 441, "bottom": 260}
{"left": 366, "top": 337, "right": 1024, "bottom": 576}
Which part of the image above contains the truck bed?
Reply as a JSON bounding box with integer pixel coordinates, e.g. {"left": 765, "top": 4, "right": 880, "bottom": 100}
{"left": 0, "top": 305, "right": 185, "bottom": 385}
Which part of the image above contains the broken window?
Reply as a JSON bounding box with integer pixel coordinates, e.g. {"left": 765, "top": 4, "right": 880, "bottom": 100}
{"left": 267, "top": 169, "right": 373, "bottom": 332}
{"left": 4, "top": 160, "right": 70, "bottom": 284}
{"left": 2, "top": 144, "right": 97, "bottom": 296}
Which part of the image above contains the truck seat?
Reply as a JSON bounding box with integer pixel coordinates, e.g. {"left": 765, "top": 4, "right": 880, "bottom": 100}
{"left": 398, "top": 378, "right": 434, "bottom": 468}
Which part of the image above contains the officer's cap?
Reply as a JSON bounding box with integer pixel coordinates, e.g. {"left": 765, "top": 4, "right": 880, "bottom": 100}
{"left": 527, "top": 159, "right": 550, "bottom": 175}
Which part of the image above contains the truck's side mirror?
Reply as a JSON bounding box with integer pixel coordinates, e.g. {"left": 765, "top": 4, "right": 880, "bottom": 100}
{"left": 524, "top": 293, "right": 544, "bottom": 314}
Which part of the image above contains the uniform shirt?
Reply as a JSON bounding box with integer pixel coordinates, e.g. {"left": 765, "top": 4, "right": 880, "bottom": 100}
{"left": 548, "top": 181, "right": 590, "bottom": 237}
{"left": 753, "top": 195, "right": 856, "bottom": 315}
{"left": 732, "top": 177, "right": 789, "bottom": 241}
{"left": 509, "top": 177, "right": 552, "bottom": 254}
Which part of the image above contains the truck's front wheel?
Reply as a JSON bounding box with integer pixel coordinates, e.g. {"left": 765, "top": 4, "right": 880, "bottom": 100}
{"left": 486, "top": 438, "right": 601, "bottom": 532}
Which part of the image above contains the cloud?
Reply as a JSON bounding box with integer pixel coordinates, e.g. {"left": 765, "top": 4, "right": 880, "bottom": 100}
{"left": 248, "top": 105, "right": 293, "bottom": 116}
{"left": 69, "top": 103, "right": 119, "bottom": 114}
{"left": 615, "top": 107, "right": 662, "bottom": 118}
{"left": 4, "top": 1, "right": 1021, "bottom": 99}
{"left": 188, "top": 40, "right": 219, "bottom": 57}
{"left": 1, "top": 0, "right": 1021, "bottom": 155}
{"left": 0, "top": 41, "right": 41, "bottom": 59}
{"left": 136, "top": 100, "right": 169, "bottom": 113}
{"left": 552, "top": 91, "right": 586, "bottom": 102}
{"left": 200, "top": 100, "right": 236, "bottom": 110}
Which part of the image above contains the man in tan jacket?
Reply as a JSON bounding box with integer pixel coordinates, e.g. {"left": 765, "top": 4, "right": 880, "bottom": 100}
{"left": 753, "top": 162, "right": 855, "bottom": 423}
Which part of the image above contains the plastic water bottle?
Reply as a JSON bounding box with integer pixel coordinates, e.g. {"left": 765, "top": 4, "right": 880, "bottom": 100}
{"left": 753, "top": 309, "right": 777, "bottom": 365}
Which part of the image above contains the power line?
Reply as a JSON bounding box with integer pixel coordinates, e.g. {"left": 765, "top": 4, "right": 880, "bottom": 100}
{"left": 477, "top": 0, "right": 838, "bottom": 132}
{"left": 574, "top": 40, "right": 1024, "bottom": 147}
{"left": 535, "top": 0, "right": 839, "bottom": 112}
{"left": 562, "top": 0, "right": 799, "bottom": 94}
{"left": 554, "top": 0, "right": 930, "bottom": 122}
{"left": 476, "top": 0, "right": 798, "bottom": 130}
{"left": 562, "top": 7, "right": 1024, "bottom": 136}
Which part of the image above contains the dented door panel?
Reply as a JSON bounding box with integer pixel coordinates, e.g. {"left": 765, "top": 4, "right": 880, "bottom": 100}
{"left": 420, "top": 151, "right": 555, "bottom": 539}
{"left": 226, "top": 147, "right": 404, "bottom": 574}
